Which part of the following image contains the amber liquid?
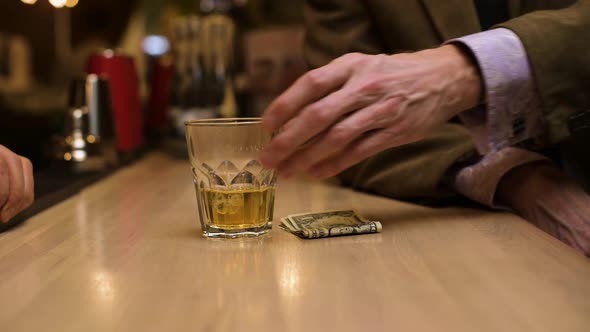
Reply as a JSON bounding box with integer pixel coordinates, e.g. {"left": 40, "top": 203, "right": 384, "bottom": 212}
{"left": 202, "top": 186, "right": 275, "bottom": 230}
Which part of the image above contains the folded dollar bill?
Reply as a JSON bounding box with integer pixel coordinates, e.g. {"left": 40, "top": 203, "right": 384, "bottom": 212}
{"left": 278, "top": 209, "right": 382, "bottom": 239}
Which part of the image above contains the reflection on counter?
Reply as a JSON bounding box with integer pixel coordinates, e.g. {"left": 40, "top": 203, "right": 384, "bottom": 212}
{"left": 93, "top": 270, "right": 116, "bottom": 303}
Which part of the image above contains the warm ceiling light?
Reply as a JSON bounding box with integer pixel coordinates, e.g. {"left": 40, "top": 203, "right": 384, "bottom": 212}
{"left": 21, "top": 0, "right": 38, "bottom": 4}
{"left": 48, "top": 0, "right": 67, "bottom": 8}
{"left": 65, "top": 0, "right": 79, "bottom": 8}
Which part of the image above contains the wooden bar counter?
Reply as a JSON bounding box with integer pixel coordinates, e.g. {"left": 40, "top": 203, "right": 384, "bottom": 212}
{"left": 1, "top": 152, "right": 589, "bottom": 332}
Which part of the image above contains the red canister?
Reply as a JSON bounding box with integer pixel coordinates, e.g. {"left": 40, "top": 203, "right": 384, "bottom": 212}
{"left": 146, "top": 56, "right": 174, "bottom": 134}
{"left": 86, "top": 50, "right": 144, "bottom": 153}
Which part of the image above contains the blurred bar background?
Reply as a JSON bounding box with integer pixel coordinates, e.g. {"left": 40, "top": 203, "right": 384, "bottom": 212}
{"left": 0, "top": 0, "right": 307, "bottom": 227}
{"left": 0, "top": 0, "right": 307, "bottom": 167}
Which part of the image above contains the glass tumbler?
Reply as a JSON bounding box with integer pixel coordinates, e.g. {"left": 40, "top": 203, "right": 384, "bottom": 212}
{"left": 185, "top": 118, "right": 276, "bottom": 238}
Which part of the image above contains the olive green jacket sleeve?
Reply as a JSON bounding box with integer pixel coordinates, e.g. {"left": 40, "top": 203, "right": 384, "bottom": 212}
{"left": 500, "top": 0, "right": 590, "bottom": 143}
{"left": 303, "top": 0, "right": 463, "bottom": 67}
{"left": 303, "top": 0, "right": 384, "bottom": 68}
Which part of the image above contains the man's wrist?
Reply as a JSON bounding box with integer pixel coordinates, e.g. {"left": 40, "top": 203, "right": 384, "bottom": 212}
{"left": 447, "top": 29, "right": 545, "bottom": 150}
{"left": 449, "top": 43, "right": 486, "bottom": 105}
{"left": 434, "top": 45, "right": 483, "bottom": 117}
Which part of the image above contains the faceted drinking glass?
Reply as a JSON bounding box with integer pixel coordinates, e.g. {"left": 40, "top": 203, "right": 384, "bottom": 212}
{"left": 185, "top": 118, "right": 276, "bottom": 238}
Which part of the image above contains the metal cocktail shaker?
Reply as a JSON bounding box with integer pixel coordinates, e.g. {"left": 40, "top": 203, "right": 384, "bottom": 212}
{"left": 55, "top": 74, "right": 117, "bottom": 172}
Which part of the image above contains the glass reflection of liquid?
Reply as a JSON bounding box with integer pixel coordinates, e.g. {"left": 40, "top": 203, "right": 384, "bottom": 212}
{"left": 93, "top": 270, "right": 115, "bottom": 302}
{"left": 279, "top": 260, "right": 301, "bottom": 298}
{"left": 209, "top": 238, "right": 275, "bottom": 325}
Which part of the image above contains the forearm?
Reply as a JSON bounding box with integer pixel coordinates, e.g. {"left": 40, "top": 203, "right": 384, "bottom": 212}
{"left": 496, "top": 162, "right": 590, "bottom": 256}
{"left": 450, "top": 146, "right": 590, "bottom": 257}
{"left": 448, "top": 28, "right": 545, "bottom": 153}
{"left": 452, "top": 147, "right": 550, "bottom": 207}
{"left": 447, "top": 1, "right": 590, "bottom": 148}
{"left": 499, "top": 0, "right": 590, "bottom": 143}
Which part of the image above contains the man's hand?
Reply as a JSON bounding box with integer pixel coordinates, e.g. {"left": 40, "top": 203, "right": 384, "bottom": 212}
{"left": 0, "top": 145, "right": 34, "bottom": 223}
{"left": 260, "top": 45, "right": 482, "bottom": 178}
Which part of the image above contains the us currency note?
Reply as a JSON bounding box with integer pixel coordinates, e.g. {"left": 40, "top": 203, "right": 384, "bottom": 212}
{"left": 279, "top": 209, "right": 382, "bottom": 239}
{"left": 278, "top": 217, "right": 301, "bottom": 234}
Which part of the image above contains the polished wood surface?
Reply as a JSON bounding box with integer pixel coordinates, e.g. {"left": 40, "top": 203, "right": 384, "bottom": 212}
{"left": 1, "top": 152, "right": 589, "bottom": 332}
